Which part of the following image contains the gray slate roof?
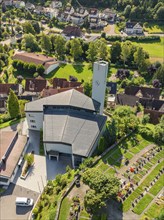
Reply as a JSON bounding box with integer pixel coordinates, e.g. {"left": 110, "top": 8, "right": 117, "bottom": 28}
{"left": 25, "top": 89, "right": 100, "bottom": 112}
{"left": 43, "top": 108, "right": 106, "bottom": 157}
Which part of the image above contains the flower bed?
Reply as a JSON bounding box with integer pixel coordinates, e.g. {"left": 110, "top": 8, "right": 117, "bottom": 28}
{"left": 21, "top": 153, "right": 34, "bottom": 180}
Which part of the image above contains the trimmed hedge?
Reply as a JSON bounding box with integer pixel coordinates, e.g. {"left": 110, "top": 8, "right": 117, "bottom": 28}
{"left": 106, "top": 35, "right": 160, "bottom": 43}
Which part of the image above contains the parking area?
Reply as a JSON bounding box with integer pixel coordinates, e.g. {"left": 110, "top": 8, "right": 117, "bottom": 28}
{"left": 13, "top": 130, "right": 72, "bottom": 193}
{"left": 0, "top": 184, "right": 39, "bottom": 220}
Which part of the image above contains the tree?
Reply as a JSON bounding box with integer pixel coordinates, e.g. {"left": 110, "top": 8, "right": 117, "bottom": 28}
{"left": 22, "top": 33, "right": 40, "bottom": 52}
{"left": 22, "top": 22, "right": 35, "bottom": 35}
{"left": 113, "top": 106, "right": 139, "bottom": 137}
{"left": 154, "top": 115, "right": 164, "bottom": 145}
{"left": 110, "top": 41, "right": 121, "bottom": 63}
{"left": 70, "top": 38, "right": 83, "bottom": 60}
{"left": 7, "top": 89, "right": 20, "bottom": 118}
{"left": 121, "top": 42, "right": 131, "bottom": 66}
{"left": 97, "top": 137, "right": 106, "bottom": 154}
{"left": 84, "top": 82, "right": 92, "bottom": 97}
{"left": 142, "top": 114, "right": 150, "bottom": 125}
{"left": 134, "top": 47, "right": 147, "bottom": 72}
{"left": 124, "top": 5, "right": 131, "bottom": 18}
{"left": 40, "top": 34, "right": 52, "bottom": 53}
{"left": 87, "top": 42, "right": 98, "bottom": 62}
{"left": 153, "top": 65, "right": 164, "bottom": 87}
{"left": 155, "top": 6, "right": 164, "bottom": 20}
{"left": 83, "top": 168, "right": 120, "bottom": 213}
{"left": 37, "top": 64, "right": 45, "bottom": 75}
{"left": 32, "top": 21, "right": 40, "bottom": 34}
{"left": 54, "top": 35, "right": 66, "bottom": 58}
{"left": 96, "top": 39, "right": 110, "bottom": 61}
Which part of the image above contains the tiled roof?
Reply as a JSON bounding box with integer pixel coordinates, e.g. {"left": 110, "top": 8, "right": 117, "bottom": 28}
{"left": 62, "top": 25, "right": 82, "bottom": 37}
{"left": 41, "top": 86, "right": 83, "bottom": 97}
{"left": 116, "top": 94, "right": 139, "bottom": 107}
{"left": 125, "top": 86, "right": 161, "bottom": 100}
{"left": 13, "top": 52, "right": 58, "bottom": 70}
{"left": 25, "top": 78, "right": 47, "bottom": 92}
{"left": 0, "top": 131, "right": 27, "bottom": 178}
{"left": 0, "top": 83, "right": 19, "bottom": 94}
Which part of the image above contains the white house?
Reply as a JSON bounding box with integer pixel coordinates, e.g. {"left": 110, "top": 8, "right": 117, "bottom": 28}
{"left": 125, "top": 22, "right": 143, "bottom": 35}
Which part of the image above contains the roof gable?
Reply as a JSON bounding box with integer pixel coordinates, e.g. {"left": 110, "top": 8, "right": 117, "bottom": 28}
{"left": 25, "top": 89, "right": 100, "bottom": 112}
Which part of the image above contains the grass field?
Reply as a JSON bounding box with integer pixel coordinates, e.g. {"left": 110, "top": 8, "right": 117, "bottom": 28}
{"left": 133, "top": 37, "right": 164, "bottom": 63}
{"left": 59, "top": 197, "right": 71, "bottom": 220}
{"left": 46, "top": 63, "right": 93, "bottom": 83}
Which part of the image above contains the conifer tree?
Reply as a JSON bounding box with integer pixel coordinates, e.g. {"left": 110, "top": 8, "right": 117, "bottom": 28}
{"left": 7, "top": 89, "right": 20, "bottom": 118}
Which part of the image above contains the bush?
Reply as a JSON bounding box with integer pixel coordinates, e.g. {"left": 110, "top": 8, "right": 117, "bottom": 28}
{"left": 0, "top": 114, "right": 12, "bottom": 124}
{"left": 139, "top": 127, "right": 153, "bottom": 140}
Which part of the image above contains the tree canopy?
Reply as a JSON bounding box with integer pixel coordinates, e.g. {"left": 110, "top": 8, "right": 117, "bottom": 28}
{"left": 7, "top": 89, "right": 20, "bottom": 118}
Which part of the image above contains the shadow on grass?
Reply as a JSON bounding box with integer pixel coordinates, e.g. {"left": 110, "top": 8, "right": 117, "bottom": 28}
{"left": 72, "top": 63, "right": 84, "bottom": 74}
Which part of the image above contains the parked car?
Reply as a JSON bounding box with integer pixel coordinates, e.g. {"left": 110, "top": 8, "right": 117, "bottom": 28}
{"left": 15, "top": 197, "right": 34, "bottom": 206}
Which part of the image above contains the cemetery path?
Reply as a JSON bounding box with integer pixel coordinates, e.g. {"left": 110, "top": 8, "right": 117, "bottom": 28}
{"left": 116, "top": 144, "right": 155, "bottom": 179}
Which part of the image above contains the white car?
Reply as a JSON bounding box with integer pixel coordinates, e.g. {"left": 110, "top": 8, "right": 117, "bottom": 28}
{"left": 16, "top": 197, "right": 34, "bottom": 206}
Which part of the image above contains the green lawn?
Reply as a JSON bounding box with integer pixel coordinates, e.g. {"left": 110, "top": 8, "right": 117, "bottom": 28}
{"left": 133, "top": 194, "right": 154, "bottom": 215}
{"left": 0, "top": 118, "right": 24, "bottom": 129}
{"left": 59, "top": 197, "right": 71, "bottom": 220}
{"left": 133, "top": 37, "right": 164, "bottom": 63}
{"left": 45, "top": 63, "right": 93, "bottom": 83}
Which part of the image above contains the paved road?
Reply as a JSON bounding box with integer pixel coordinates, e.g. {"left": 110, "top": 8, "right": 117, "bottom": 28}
{"left": 0, "top": 184, "right": 39, "bottom": 220}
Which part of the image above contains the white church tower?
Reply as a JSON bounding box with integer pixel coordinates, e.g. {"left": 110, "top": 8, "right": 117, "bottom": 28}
{"left": 92, "top": 60, "right": 108, "bottom": 115}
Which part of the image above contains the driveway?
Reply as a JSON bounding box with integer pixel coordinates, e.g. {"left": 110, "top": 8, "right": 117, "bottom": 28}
{"left": 14, "top": 130, "right": 72, "bottom": 193}
{"left": 0, "top": 184, "right": 39, "bottom": 220}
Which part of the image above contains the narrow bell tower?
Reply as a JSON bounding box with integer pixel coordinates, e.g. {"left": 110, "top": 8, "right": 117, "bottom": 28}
{"left": 92, "top": 61, "right": 108, "bottom": 115}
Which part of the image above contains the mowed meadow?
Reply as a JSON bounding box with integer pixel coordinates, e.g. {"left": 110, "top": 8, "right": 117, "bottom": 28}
{"left": 133, "top": 37, "right": 164, "bottom": 63}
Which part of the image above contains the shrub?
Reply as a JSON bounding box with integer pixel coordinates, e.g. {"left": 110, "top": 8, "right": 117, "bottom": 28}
{"left": 0, "top": 114, "right": 12, "bottom": 123}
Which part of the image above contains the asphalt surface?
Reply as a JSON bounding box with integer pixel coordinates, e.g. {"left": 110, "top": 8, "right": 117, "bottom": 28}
{"left": 0, "top": 184, "right": 39, "bottom": 220}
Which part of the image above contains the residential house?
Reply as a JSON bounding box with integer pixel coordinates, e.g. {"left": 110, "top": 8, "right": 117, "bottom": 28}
{"left": 125, "top": 86, "right": 161, "bottom": 100}
{"left": 25, "top": 2, "right": 35, "bottom": 10}
{"left": 43, "top": 7, "right": 59, "bottom": 19}
{"left": 101, "top": 8, "right": 116, "bottom": 22}
{"left": 0, "top": 83, "right": 21, "bottom": 113}
{"left": 116, "top": 86, "right": 163, "bottom": 124}
{"left": 41, "top": 86, "right": 84, "bottom": 98}
{"left": 25, "top": 89, "right": 106, "bottom": 167}
{"left": 70, "top": 8, "right": 89, "bottom": 26}
{"left": 12, "top": 52, "right": 59, "bottom": 74}
{"left": 58, "top": 5, "right": 74, "bottom": 22}
{"left": 13, "top": 1, "right": 25, "bottom": 8}
{"left": 25, "top": 77, "right": 47, "bottom": 93}
{"left": 106, "top": 82, "right": 117, "bottom": 108}
{"left": 52, "top": 77, "right": 82, "bottom": 89}
{"left": 62, "top": 26, "right": 82, "bottom": 40}
{"left": 0, "top": 131, "right": 28, "bottom": 186}
{"left": 51, "top": 1, "right": 62, "bottom": 8}
{"left": 125, "top": 22, "right": 143, "bottom": 35}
